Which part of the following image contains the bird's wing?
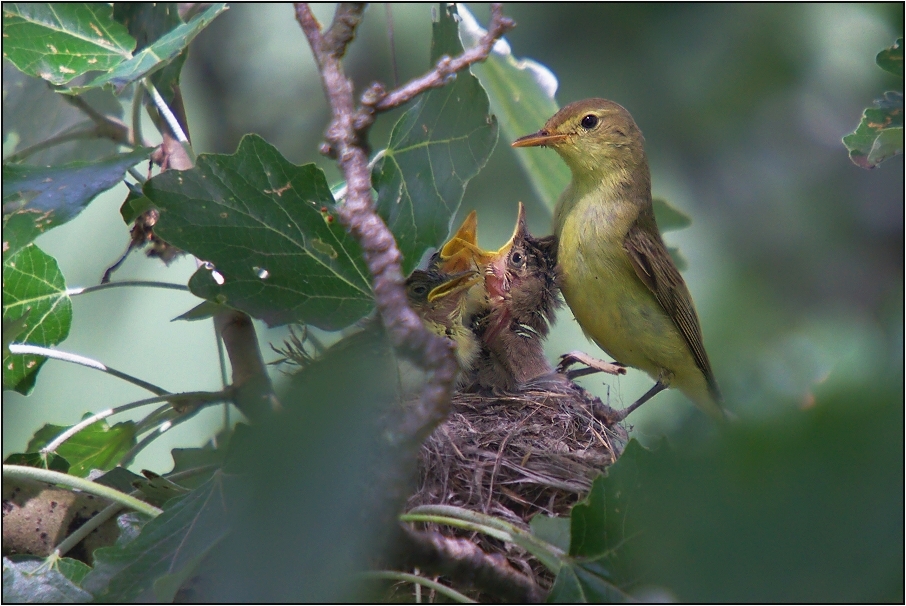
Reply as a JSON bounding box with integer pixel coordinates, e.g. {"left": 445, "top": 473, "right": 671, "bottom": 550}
{"left": 623, "top": 220, "right": 720, "bottom": 399}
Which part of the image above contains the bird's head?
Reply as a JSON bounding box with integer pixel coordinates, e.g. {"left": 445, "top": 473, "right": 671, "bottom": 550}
{"left": 512, "top": 98, "right": 645, "bottom": 177}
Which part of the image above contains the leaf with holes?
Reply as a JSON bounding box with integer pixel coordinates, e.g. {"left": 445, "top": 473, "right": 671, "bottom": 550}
{"left": 1, "top": 3, "right": 135, "bottom": 85}
{"left": 2, "top": 244, "right": 72, "bottom": 394}
{"left": 2, "top": 148, "right": 152, "bottom": 260}
{"left": 65, "top": 3, "right": 227, "bottom": 94}
{"left": 844, "top": 91, "right": 904, "bottom": 169}
{"left": 372, "top": 4, "right": 498, "bottom": 274}
{"left": 144, "top": 134, "right": 373, "bottom": 329}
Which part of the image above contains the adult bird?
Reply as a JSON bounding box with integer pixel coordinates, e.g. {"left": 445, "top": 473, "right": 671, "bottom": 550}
{"left": 513, "top": 99, "right": 723, "bottom": 420}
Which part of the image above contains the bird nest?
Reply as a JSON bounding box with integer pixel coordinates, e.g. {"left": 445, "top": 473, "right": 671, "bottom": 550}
{"left": 405, "top": 378, "right": 629, "bottom": 594}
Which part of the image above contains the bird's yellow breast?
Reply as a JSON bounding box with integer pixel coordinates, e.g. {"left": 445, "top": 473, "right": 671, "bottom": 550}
{"left": 556, "top": 192, "right": 690, "bottom": 379}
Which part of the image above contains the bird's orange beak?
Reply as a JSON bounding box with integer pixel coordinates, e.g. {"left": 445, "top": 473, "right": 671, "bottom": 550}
{"left": 426, "top": 269, "right": 481, "bottom": 302}
{"left": 512, "top": 129, "right": 569, "bottom": 148}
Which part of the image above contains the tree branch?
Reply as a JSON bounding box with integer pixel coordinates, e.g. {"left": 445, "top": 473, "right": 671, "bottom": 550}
{"left": 296, "top": 2, "right": 476, "bottom": 444}
{"left": 392, "top": 525, "right": 545, "bottom": 603}
{"left": 368, "top": 4, "right": 514, "bottom": 114}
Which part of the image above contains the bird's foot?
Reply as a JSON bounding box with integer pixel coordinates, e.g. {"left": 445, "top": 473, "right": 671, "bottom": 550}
{"left": 557, "top": 350, "right": 626, "bottom": 380}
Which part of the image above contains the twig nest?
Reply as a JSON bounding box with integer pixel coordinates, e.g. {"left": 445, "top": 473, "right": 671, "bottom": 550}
{"left": 410, "top": 379, "right": 629, "bottom": 525}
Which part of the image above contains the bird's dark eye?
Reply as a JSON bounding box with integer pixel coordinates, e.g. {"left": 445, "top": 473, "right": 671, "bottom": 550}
{"left": 510, "top": 251, "right": 524, "bottom": 267}
{"left": 411, "top": 285, "right": 427, "bottom": 296}
{"left": 581, "top": 114, "right": 598, "bottom": 129}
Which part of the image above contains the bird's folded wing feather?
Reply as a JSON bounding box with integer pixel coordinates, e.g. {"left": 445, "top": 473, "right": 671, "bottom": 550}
{"left": 623, "top": 221, "right": 719, "bottom": 398}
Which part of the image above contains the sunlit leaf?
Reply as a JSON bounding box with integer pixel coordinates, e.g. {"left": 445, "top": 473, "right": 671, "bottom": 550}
{"left": 548, "top": 559, "right": 630, "bottom": 604}
{"left": 65, "top": 4, "right": 227, "bottom": 94}
{"left": 1, "top": 3, "right": 134, "bottom": 85}
{"left": 2, "top": 557, "right": 92, "bottom": 603}
{"left": 26, "top": 418, "right": 136, "bottom": 477}
{"left": 844, "top": 91, "right": 904, "bottom": 169}
{"left": 458, "top": 4, "right": 565, "bottom": 214}
{"left": 3, "top": 451, "right": 70, "bottom": 473}
{"left": 145, "top": 134, "right": 373, "bottom": 329}
{"left": 373, "top": 4, "right": 498, "bottom": 274}
{"left": 2, "top": 244, "right": 72, "bottom": 394}
{"left": 2, "top": 148, "right": 152, "bottom": 259}
{"left": 81, "top": 474, "right": 227, "bottom": 602}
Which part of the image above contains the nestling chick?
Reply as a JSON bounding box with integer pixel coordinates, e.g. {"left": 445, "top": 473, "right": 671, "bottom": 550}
{"left": 405, "top": 267, "right": 481, "bottom": 375}
{"left": 470, "top": 203, "right": 564, "bottom": 393}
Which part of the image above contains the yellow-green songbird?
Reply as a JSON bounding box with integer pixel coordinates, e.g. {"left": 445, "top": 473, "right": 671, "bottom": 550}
{"left": 405, "top": 267, "right": 481, "bottom": 374}
{"left": 512, "top": 99, "right": 723, "bottom": 419}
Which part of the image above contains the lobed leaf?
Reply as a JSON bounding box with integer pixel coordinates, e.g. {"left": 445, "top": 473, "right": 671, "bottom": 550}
{"left": 81, "top": 474, "right": 228, "bottom": 602}
{"left": 26, "top": 418, "right": 136, "bottom": 477}
{"left": 876, "top": 37, "right": 903, "bottom": 76}
{"left": 65, "top": 3, "right": 227, "bottom": 94}
{"left": 373, "top": 4, "right": 498, "bottom": 274}
{"left": 2, "top": 148, "right": 152, "bottom": 259}
{"left": 844, "top": 91, "right": 904, "bottom": 169}
{"left": 145, "top": 134, "right": 373, "bottom": 329}
{"left": 1, "top": 3, "right": 134, "bottom": 85}
{"left": 2, "top": 244, "right": 72, "bottom": 394}
{"left": 458, "top": 5, "right": 565, "bottom": 214}
{"left": 2, "top": 557, "right": 92, "bottom": 603}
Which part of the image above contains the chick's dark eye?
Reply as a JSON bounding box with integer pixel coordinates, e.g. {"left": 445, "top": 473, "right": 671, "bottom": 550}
{"left": 581, "top": 114, "right": 598, "bottom": 129}
{"left": 411, "top": 285, "right": 427, "bottom": 296}
{"left": 510, "top": 251, "right": 524, "bottom": 266}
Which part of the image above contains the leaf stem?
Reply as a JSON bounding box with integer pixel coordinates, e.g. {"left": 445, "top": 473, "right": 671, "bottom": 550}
{"left": 42, "top": 391, "right": 228, "bottom": 456}
{"left": 66, "top": 280, "right": 189, "bottom": 297}
{"left": 361, "top": 570, "right": 476, "bottom": 603}
{"left": 2, "top": 465, "right": 162, "bottom": 518}
{"left": 8, "top": 344, "right": 169, "bottom": 396}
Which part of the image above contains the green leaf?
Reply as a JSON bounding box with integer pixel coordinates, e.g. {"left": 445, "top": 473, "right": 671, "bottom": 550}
{"left": 530, "top": 514, "right": 571, "bottom": 553}
{"left": 569, "top": 475, "right": 608, "bottom": 558}
{"left": 2, "top": 65, "right": 125, "bottom": 166}
{"left": 81, "top": 474, "right": 228, "bottom": 602}
{"left": 458, "top": 5, "right": 565, "bottom": 214}
{"left": 652, "top": 198, "right": 692, "bottom": 232}
{"left": 548, "top": 559, "right": 630, "bottom": 604}
{"left": 1, "top": 3, "right": 135, "bottom": 85}
{"left": 3, "top": 451, "right": 70, "bottom": 473}
{"left": 55, "top": 558, "right": 91, "bottom": 587}
{"left": 2, "top": 244, "right": 72, "bottom": 394}
{"left": 2, "top": 148, "right": 153, "bottom": 259}
{"left": 145, "top": 134, "right": 374, "bottom": 329}
{"left": 132, "top": 470, "right": 190, "bottom": 507}
{"left": 26, "top": 418, "right": 136, "bottom": 477}
{"left": 2, "top": 557, "right": 92, "bottom": 603}
{"left": 591, "top": 385, "right": 903, "bottom": 602}
{"left": 373, "top": 4, "right": 498, "bottom": 274}
{"left": 876, "top": 38, "right": 903, "bottom": 76}
{"left": 66, "top": 3, "right": 227, "bottom": 94}
{"left": 844, "top": 91, "right": 904, "bottom": 169}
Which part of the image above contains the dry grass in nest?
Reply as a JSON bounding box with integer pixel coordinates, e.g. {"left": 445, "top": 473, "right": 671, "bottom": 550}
{"left": 406, "top": 378, "right": 629, "bottom": 594}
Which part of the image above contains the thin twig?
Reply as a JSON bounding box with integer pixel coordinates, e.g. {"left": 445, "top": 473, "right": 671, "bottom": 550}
{"left": 41, "top": 391, "right": 228, "bottom": 455}
{"left": 356, "top": 4, "right": 514, "bottom": 130}
{"left": 8, "top": 344, "right": 169, "bottom": 396}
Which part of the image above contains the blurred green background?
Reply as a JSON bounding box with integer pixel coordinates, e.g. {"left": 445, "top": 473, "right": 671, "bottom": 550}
{"left": 3, "top": 3, "right": 902, "bottom": 600}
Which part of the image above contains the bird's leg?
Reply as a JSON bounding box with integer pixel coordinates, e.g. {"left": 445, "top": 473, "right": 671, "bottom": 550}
{"left": 612, "top": 380, "right": 667, "bottom": 422}
{"left": 557, "top": 350, "right": 626, "bottom": 380}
